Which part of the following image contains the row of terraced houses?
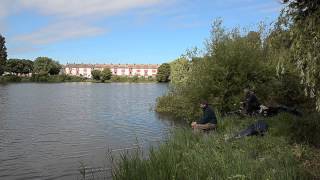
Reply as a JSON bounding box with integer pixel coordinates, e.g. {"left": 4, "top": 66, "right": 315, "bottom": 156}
{"left": 62, "top": 64, "right": 160, "bottom": 79}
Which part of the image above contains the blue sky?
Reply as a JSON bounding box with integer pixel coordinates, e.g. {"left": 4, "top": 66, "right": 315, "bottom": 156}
{"left": 0, "top": 0, "right": 284, "bottom": 64}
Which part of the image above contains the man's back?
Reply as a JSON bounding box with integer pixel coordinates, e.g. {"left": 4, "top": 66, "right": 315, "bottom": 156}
{"left": 198, "top": 106, "right": 217, "bottom": 125}
{"left": 245, "top": 92, "right": 260, "bottom": 114}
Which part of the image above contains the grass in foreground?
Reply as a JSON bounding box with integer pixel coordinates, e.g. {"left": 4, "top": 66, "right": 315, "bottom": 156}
{"left": 112, "top": 114, "right": 320, "bottom": 180}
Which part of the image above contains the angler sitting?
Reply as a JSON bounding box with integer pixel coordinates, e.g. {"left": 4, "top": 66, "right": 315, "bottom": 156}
{"left": 191, "top": 100, "right": 217, "bottom": 131}
{"left": 242, "top": 88, "right": 260, "bottom": 116}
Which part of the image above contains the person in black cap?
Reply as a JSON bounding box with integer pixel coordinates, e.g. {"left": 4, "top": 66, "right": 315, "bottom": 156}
{"left": 242, "top": 88, "right": 260, "bottom": 116}
{"left": 191, "top": 100, "right": 217, "bottom": 131}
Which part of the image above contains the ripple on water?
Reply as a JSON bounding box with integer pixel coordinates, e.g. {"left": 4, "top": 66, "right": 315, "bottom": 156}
{"left": 0, "top": 83, "right": 175, "bottom": 179}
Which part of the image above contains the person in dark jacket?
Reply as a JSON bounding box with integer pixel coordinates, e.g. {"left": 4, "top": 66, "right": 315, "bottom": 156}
{"left": 191, "top": 100, "right": 217, "bottom": 130}
{"left": 242, "top": 88, "right": 260, "bottom": 115}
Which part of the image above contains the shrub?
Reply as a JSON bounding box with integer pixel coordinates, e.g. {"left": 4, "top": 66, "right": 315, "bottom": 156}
{"left": 131, "top": 75, "right": 139, "bottom": 83}
{"left": 156, "top": 63, "right": 171, "bottom": 82}
{"left": 31, "top": 72, "right": 49, "bottom": 82}
{"left": 0, "top": 74, "right": 21, "bottom": 82}
{"left": 91, "top": 70, "right": 101, "bottom": 80}
{"left": 101, "top": 68, "right": 112, "bottom": 82}
{"left": 289, "top": 114, "right": 320, "bottom": 148}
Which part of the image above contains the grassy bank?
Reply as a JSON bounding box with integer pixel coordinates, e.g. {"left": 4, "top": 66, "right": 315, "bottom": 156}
{"left": 0, "top": 74, "right": 87, "bottom": 83}
{"left": 113, "top": 114, "right": 320, "bottom": 179}
{"left": 0, "top": 74, "right": 158, "bottom": 83}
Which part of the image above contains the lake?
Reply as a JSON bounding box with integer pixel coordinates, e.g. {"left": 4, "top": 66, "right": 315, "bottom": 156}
{"left": 0, "top": 83, "right": 178, "bottom": 180}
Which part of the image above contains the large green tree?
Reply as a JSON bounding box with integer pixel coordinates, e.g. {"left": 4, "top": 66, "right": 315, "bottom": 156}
{"left": 101, "top": 68, "right": 112, "bottom": 82}
{"left": 281, "top": 0, "right": 320, "bottom": 110}
{"left": 156, "top": 63, "right": 171, "bottom": 82}
{"left": 33, "top": 57, "right": 61, "bottom": 75}
{"left": 0, "top": 34, "right": 7, "bottom": 75}
{"left": 6, "top": 59, "right": 33, "bottom": 75}
{"left": 91, "top": 69, "right": 101, "bottom": 80}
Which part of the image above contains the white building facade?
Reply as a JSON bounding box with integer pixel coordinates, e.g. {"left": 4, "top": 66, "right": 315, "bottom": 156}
{"left": 62, "top": 64, "right": 159, "bottom": 79}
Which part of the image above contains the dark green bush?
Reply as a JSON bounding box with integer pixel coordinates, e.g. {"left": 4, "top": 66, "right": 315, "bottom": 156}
{"left": 290, "top": 114, "right": 320, "bottom": 147}
{"left": 31, "top": 72, "right": 49, "bottom": 82}
{"left": 31, "top": 74, "right": 86, "bottom": 82}
{"left": 0, "top": 74, "right": 22, "bottom": 82}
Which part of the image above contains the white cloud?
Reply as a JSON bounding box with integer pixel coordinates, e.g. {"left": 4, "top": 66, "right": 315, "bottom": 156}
{"left": 1, "top": 0, "right": 166, "bottom": 50}
{"left": 0, "top": 0, "right": 20, "bottom": 18}
{"left": 14, "top": 21, "right": 107, "bottom": 45}
{"left": 18, "top": 0, "right": 163, "bottom": 18}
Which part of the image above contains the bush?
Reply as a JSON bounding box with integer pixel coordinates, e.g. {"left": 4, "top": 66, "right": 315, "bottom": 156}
{"left": 156, "top": 19, "right": 313, "bottom": 121}
{"left": 111, "top": 75, "right": 122, "bottom": 82}
{"left": 31, "top": 72, "right": 49, "bottom": 82}
{"left": 101, "top": 68, "right": 112, "bottom": 82}
{"left": 31, "top": 74, "right": 86, "bottom": 82}
{"left": 289, "top": 114, "right": 320, "bottom": 147}
{"left": 91, "top": 70, "right": 101, "bottom": 80}
{"left": 131, "top": 75, "right": 139, "bottom": 83}
{"left": 0, "top": 74, "right": 22, "bottom": 82}
{"left": 156, "top": 63, "right": 171, "bottom": 82}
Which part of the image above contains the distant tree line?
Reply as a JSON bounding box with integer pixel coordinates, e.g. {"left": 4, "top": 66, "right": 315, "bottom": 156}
{"left": 0, "top": 33, "right": 170, "bottom": 83}
{"left": 4, "top": 57, "right": 61, "bottom": 76}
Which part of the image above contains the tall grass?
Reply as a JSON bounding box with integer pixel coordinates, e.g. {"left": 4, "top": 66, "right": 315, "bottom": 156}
{"left": 113, "top": 114, "right": 319, "bottom": 180}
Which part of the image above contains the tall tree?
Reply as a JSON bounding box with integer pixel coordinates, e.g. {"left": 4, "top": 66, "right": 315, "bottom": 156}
{"left": 0, "top": 34, "right": 7, "bottom": 75}
{"left": 21, "top": 60, "right": 33, "bottom": 75}
{"left": 156, "top": 63, "right": 171, "bottom": 82}
{"left": 6, "top": 59, "right": 33, "bottom": 75}
{"left": 101, "top": 68, "right": 112, "bottom": 82}
{"left": 33, "top": 57, "right": 61, "bottom": 75}
{"left": 282, "top": 0, "right": 320, "bottom": 110}
{"left": 91, "top": 70, "right": 101, "bottom": 80}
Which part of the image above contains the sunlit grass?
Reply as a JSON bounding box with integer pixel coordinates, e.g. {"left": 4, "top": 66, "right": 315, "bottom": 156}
{"left": 112, "top": 114, "right": 319, "bottom": 180}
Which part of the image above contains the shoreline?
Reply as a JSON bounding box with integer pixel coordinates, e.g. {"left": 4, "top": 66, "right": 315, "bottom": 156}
{"left": 0, "top": 74, "right": 160, "bottom": 84}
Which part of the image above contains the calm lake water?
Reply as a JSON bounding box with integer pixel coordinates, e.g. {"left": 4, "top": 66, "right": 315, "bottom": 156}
{"left": 0, "top": 83, "right": 178, "bottom": 180}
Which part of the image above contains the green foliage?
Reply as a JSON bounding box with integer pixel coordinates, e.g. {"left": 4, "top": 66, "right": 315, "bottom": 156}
{"left": 156, "top": 19, "right": 316, "bottom": 121}
{"left": 0, "top": 34, "right": 7, "bottom": 75}
{"left": 101, "top": 68, "right": 112, "bottom": 82}
{"left": 0, "top": 66, "right": 4, "bottom": 76}
{"left": 110, "top": 75, "right": 156, "bottom": 83}
{"left": 91, "top": 70, "right": 101, "bottom": 80}
{"left": 0, "top": 74, "right": 21, "bottom": 82}
{"left": 281, "top": 1, "right": 320, "bottom": 110}
{"left": 156, "top": 63, "right": 171, "bottom": 82}
{"left": 31, "top": 74, "right": 86, "bottom": 82}
{"left": 289, "top": 113, "right": 320, "bottom": 147}
{"left": 113, "top": 115, "right": 320, "bottom": 180}
{"left": 6, "top": 59, "right": 33, "bottom": 75}
{"left": 157, "top": 22, "right": 279, "bottom": 120}
{"left": 132, "top": 75, "right": 139, "bottom": 82}
{"left": 169, "top": 58, "right": 190, "bottom": 89}
{"left": 33, "top": 57, "right": 61, "bottom": 75}
{"left": 31, "top": 72, "right": 50, "bottom": 82}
